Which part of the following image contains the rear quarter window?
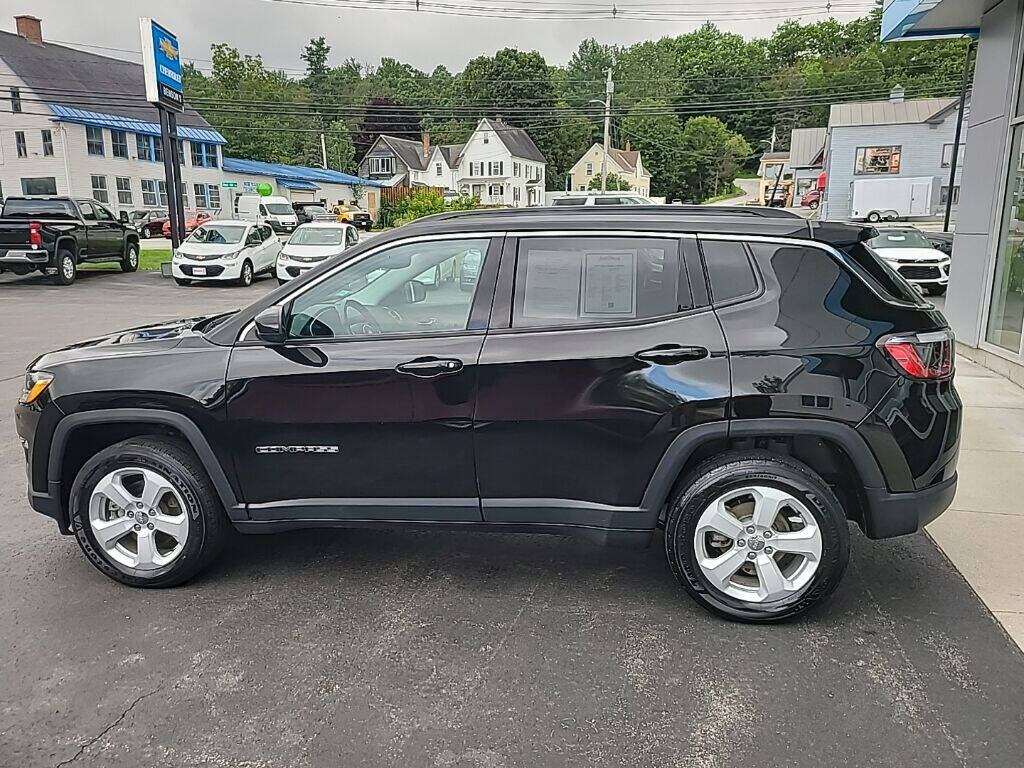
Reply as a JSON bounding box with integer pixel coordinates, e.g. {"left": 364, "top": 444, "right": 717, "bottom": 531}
{"left": 841, "top": 242, "right": 927, "bottom": 306}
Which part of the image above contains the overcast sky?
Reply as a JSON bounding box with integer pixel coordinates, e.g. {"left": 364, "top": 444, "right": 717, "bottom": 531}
{"left": 0, "top": 0, "right": 869, "bottom": 74}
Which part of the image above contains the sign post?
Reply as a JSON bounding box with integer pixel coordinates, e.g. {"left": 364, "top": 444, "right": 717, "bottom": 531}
{"left": 140, "top": 18, "right": 186, "bottom": 248}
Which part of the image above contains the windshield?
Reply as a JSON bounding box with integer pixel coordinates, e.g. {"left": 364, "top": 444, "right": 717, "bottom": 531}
{"left": 300, "top": 206, "right": 328, "bottom": 215}
{"left": 870, "top": 230, "right": 933, "bottom": 249}
{"left": 264, "top": 203, "right": 293, "bottom": 216}
{"left": 289, "top": 227, "right": 345, "bottom": 246}
{"left": 188, "top": 224, "right": 246, "bottom": 245}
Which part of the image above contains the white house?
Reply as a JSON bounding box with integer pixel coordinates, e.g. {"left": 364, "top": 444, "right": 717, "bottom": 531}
{"left": 0, "top": 16, "right": 226, "bottom": 214}
{"left": 358, "top": 118, "right": 547, "bottom": 206}
{"left": 568, "top": 142, "right": 652, "bottom": 196}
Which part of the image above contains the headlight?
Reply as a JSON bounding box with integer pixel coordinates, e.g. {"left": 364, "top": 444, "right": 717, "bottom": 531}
{"left": 278, "top": 253, "right": 292, "bottom": 264}
{"left": 221, "top": 250, "right": 242, "bottom": 264}
{"left": 20, "top": 371, "right": 54, "bottom": 405}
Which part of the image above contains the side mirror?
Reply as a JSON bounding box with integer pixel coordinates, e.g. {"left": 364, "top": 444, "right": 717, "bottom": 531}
{"left": 119, "top": 210, "right": 130, "bottom": 223}
{"left": 405, "top": 279, "right": 427, "bottom": 304}
{"left": 254, "top": 305, "right": 287, "bottom": 344}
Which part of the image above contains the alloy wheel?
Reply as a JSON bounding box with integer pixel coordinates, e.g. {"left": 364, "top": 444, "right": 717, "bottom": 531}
{"left": 694, "top": 485, "right": 822, "bottom": 603}
{"left": 61, "top": 256, "right": 75, "bottom": 281}
{"left": 88, "top": 467, "right": 189, "bottom": 571}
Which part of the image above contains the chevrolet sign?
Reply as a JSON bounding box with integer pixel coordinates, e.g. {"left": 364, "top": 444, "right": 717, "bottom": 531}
{"left": 140, "top": 18, "right": 184, "bottom": 113}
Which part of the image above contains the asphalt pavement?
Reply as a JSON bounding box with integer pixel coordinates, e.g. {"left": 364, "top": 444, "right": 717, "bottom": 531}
{"left": 1, "top": 269, "right": 1022, "bottom": 767}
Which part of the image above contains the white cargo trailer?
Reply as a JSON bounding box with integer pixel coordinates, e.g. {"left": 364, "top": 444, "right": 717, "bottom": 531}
{"left": 850, "top": 176, "right": 935, "bottom": 222}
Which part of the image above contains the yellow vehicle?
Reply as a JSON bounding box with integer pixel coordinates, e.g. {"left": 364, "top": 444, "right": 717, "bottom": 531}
{"left": 333, "top": 204, "right": 373, "bottom": 230}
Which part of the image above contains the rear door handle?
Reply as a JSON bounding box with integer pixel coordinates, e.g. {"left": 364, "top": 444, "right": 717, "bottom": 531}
{"left": 634, "top": 345, "right": 709, "bottom": 364}
{"left": 396, "top": 357, "right": 464, "bottom": 377}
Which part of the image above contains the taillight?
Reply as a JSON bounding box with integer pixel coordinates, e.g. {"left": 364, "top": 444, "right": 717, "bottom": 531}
{"left": 878, "top": 330, "right": 954, "bottom": 380}
{"left": 29, "top": 221, "right": 41, "bottom": 247}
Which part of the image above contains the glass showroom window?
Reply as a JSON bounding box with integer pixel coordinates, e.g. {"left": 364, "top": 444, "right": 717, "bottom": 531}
{"left": 987, "top": 125, "right": 1024, "bottom": 353}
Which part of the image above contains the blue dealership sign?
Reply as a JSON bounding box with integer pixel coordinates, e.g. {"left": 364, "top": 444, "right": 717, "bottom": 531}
{"left": 140, "top": 18, "right": 184, "bottom": 112}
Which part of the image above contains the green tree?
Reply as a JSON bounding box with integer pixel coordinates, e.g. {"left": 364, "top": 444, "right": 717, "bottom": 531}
{"left": 588, "top": 172, "right": 632, "bottom": 191}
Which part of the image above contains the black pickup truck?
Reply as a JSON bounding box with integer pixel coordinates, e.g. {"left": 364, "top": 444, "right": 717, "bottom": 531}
{"left": 0, "top": 197, "right": 140, "bottom": 285}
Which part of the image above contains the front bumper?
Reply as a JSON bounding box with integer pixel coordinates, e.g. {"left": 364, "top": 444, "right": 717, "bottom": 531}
{"left": 862, "top": 474, "right": 957, "bottom": 539}
{"left": 172, "top": 259, "right": 244, "bottom": 281}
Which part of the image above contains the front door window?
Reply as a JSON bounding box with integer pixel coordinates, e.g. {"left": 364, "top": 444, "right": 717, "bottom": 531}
{"left": 287, "top": 238, "right": 490, "bottom": 339}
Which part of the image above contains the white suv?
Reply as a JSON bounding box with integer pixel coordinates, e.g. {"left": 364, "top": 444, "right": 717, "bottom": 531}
{"left": 172, "top": 221, "right": 282, "bottom": 287}
{"left": 550, "top": 193, "right": 653, "bottom": 206}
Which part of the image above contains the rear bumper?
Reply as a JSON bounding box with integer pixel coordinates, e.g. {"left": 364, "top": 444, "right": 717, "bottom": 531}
{"left": 0, "top": 249, "right": 49, "bottom": 264}
{"left": 862, "top": 473, "right": 957, "bottom": 539}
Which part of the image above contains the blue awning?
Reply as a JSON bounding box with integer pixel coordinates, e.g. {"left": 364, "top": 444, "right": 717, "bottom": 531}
{"left": 276, "top": 177, "right": 320, "bottom": 191}
{"left": 223, "top": 156, "right": 385, "bottom": 188}
{"left": 47, "top": 104, "right": 226, "bottom": 144}
{"left": 881, "top": 0, "right": 981, "bottom": 42}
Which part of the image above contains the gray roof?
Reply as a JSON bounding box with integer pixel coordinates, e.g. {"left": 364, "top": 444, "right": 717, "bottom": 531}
{"left": 829, "top": 97, "right": 958, "bottom": 128}
{"left": 438, "top": 143, "right": 465, "bottom": 167}
{"left": 483, "top": 118, "right": 546, "bottom": 163}
{"left": 789, "top": 127, "right": 826, "bottom": 168}
{"left": 380, "top": 135, "right": 430, "bottom": 171}
{"left": 0, "top": 30, "right": 213, "bottom": 129}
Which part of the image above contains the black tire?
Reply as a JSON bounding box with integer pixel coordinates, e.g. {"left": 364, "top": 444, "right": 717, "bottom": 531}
{"left": 664, "top": 451, "right": 850, "bottom": 623}
{"left": 69, "top": 437, "right": 229, "bottom": 588}
{"left": 808, "top": 200, "right": 819, "bottom": 210}
{"left": 174, "top": 278, "right": 191, "bottom": 286}
{"left": 277, "top": 277, "right": 288, "bottom": 286}
{"left": 866, "top": 212, "right": 882, "bottom": 223}
{"left": 52, "top": 250, "right": 76, "bottom": 285}
{"left": 121, "top": 241, "right": 140, "bottom": 273}
{"left": 139, "top": 226, "right": 150, "bottom": 240}
{"left": 237, "top": 260, "right": 254, "bottom": 287}
{"left": 928, "top": 285, "right": 948, "bottom": 296}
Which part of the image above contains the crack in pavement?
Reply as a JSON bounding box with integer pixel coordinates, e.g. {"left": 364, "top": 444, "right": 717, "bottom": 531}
{"left": 53, "top": 686, "right": 162, "bottom": 767}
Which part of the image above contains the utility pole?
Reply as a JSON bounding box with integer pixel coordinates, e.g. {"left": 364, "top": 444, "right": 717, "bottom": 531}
{"left": 770, "top": 125, "right": 777, "bottom": 153}
{"left": 320, "top": 132, "right": 328, "bottom": 170}
{"left": 944, "top": 39, "right": 974, "bottom": 233}
{"left": 602, "top": 67, "right": 613, "bottom": 194}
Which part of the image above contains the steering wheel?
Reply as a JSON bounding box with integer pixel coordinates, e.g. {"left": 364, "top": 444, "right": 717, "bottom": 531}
{"left": 342, "top": 299, "right": 382, "bottom": 336}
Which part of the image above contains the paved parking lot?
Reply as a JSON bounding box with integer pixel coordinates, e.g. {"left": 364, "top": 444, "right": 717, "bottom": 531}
{"left": 1, "top": 270, "right": 1022, "bottom": 767}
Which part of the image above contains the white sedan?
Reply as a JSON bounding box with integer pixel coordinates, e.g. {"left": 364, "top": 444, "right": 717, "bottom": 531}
{"left": 276, "top": 222, "right": 359, "bottom": 284}
{"left": 172, "top": 221, "right": 281, "bottom": 287}
{"left": 868, "top": 228, "right": 951, "bottom": 296}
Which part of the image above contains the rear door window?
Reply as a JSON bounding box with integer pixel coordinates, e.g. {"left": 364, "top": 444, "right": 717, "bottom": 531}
{"left": 700, "top": 240, "right": 759, "bottom": 304}
{"left": 512, "top": 236, "right": 688, "bottom": 328}
{"left": 841, "top": 241, "right": 927, "bottom": 305}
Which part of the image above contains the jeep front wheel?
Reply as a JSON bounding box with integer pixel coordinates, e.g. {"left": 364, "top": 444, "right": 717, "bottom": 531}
{"left": 69, "top": 437, "right": 229, "bottom": 588}
{"left": 664, "top": 452, "right": 849, "bottom": 623}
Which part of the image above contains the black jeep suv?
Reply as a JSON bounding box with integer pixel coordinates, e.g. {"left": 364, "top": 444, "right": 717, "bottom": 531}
{"left": 15, "top": 208, "right": 961, "bottom": 622}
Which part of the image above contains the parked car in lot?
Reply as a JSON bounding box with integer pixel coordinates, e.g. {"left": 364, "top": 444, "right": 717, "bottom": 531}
{"left": 460, "top": 248, "right": 483, "bottom": 292}
{"left": 237, "top": 195, "right": 299, "bottom": 234}
{"left": 334, "top": 203, "right": 373, "bottom": 230}
{"left": 291, "top": 202, "right": 335, "bottom": 224}
{"left": 162, "top": 211, "right": 212, "bottom": 238}
{"left": 868, "top": 227, "right": 951, "bottom": 295}
{"left": 276, "top": 222, "right": 359, "bottom": 284}
{"left": 800, "top": 189, "right": 821, "bottom": 209}
{"left": 130, "top": 209, "right": 169, "bottom": 239}
{"left": 0, "top": 196, "right": 139, "bottom": 285}
{"left": 15, "top": 208, "right": 960, "bottom": 622}
{"left": 172, "top": 220, "right": 281, "bottom": 286}
{"left": 925, "top": 230, "right": 955, "bottom": 256}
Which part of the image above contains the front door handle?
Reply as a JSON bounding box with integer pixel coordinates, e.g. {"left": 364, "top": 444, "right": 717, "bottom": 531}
{"left": 396, "top": 357, "right": 464, "bottom": 377}
{"left": 634, "top": 345, "right": 709, "bottom": 364}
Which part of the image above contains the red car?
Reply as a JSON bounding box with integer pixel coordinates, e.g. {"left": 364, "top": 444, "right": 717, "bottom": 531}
{"left": 162, "top": 211, "right": 212, "bottom": 238}
{"left": 800, "top": 189, "right": 821, "bottom": 209}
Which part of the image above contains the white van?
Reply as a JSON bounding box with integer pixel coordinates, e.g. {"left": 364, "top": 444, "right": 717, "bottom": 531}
{"left": 235, "top": 195, "right": 299, "bottom": 234}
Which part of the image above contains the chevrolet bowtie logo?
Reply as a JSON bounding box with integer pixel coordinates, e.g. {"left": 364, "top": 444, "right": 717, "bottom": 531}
{"left": 159, "top": 37, "right": 178, "bottom": 61}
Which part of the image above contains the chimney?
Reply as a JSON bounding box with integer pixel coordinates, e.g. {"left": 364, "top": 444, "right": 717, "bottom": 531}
{"left": 422, "top": 132, "right": 430, "bottom": 157}
{"left": 14, "top": 15, "right": 42, "bottom": 44}
{"left": 889, "top": 85, "right": 905, "bottom": 104}
{"left": 625, "top": 140, "right": 631, "bottom": 152}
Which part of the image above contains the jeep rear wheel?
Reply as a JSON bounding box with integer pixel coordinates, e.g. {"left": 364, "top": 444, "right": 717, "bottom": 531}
{"left": 664, "top": 452, "right": 849, "bottom": 623}
{"left": 69, "top": 437, "right": 229, "bottom": 588}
